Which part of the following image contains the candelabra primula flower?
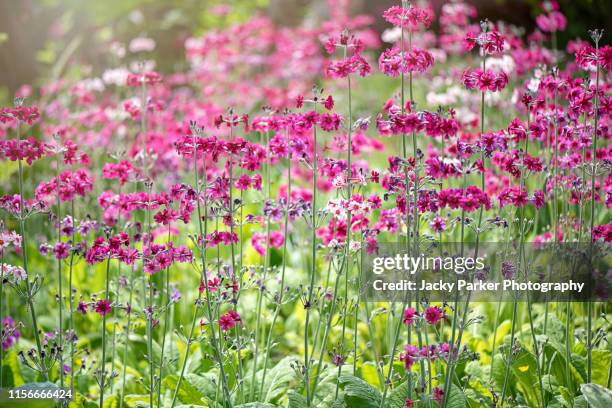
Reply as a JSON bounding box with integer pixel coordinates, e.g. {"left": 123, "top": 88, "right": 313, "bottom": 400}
{"left": 378, "top": 47, "right": 434, "bottom": 76}
{"left": 462, "top": 68, "right": 508, "bottom": 92}
{"left": 382, "top": 5, "right": 433, "bottom": 29}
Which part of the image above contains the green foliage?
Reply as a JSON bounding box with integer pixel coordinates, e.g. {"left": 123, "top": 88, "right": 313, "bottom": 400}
{"left": 336, "top": 375, "right": 381, "bottom": 408}
{"left": 580, "top": 383, "right": 612, "bottom": 408}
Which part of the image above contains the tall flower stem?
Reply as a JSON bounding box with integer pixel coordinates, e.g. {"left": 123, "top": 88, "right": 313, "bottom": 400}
{"left": 336, "top": 45, "right": 353, "bottom": 394}
{"left": 406, "top": 25, "right": 428, "bottom": 393}
{"left": 15, "top": 121, "right": 48, "bottom": 380}
{"left": 157, "top": 225, "right": 172, "bottom": 407}
{"left": 0, "top": 249, "right": 4, "bottom": 385}
{"left": 196, "top": 128, "right": 232, "bottom": 406}
{"left": 311, "top": 256, "right": 347, "bottom": 398}
{"left": 501, "top": 135, "right": 533, "bottom": 404}
{"left": 99, "top": 254, "right": 112, "bottom": 408}
{"left": 251, "top": 130, "right": 271, "bottom": 401}
{"left": 110, "top": 183, "right": 124, "bottom": 395}
{"left": 444, "top": 39, "right": 489, "bottom": 407}
{"left": 587, "top": 31, "right": 601, "bottom": 385}
{"left": 138, "top": 76, "right": 156, "bottom": 408}
{"left": 379, "top": 300, "right": 407, "bottom": 408}
{"left": 381, "top": 9, "right": 415, "bottom": 405}
{"left": 304, "top": 97, "right": 318, "bottom": 407}
{"left": 260, "top": 126, "right": 292, "bottom": 399}
{"left": 119, "top": 266, "right": 134, "bottom": 408}
{"left": 55, "top": 152, "right": 65, "bottom": 387}
{"left": 443, "top": 167, "right": 467, "bottom": 407}
{"left": 227, "top": 123, "right": 244, "bottom": 403}
{"left": 68, "top": 198, "right": 76, "bottom": 391}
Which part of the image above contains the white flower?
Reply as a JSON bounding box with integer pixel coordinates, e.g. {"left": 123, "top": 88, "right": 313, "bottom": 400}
{"left": 381, "top": 27, "right": 401, "bottom": 43}
{"left": 129, "top": 37, "right": 156, "bottom": 53}
{"left": 102, "top": 68, "right": 130, "bottom": 86}
{"left": 79, "top": 78, "right": 105, "bottom": 92}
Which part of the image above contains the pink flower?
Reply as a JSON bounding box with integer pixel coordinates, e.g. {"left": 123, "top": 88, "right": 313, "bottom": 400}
{"left": 383, "top": 5, "right": 432, "bottom": 29}
{"left": 463, "top": 30, "right": 505, "bottom": 55}
{"left": 323, "top": 95, "right": 334, "bottom": 110}
{"left": 0, "top": 106, "right": 40, "bottom": 125}
{"left": 378, "top": 48, "right": 434, "bottom": 77}
{"left": 251, "top": 231, "right": 285, "bottom": 256}
{"left": 318, "top": 113, "right": 342, "bottom": 132}
{"left": 430, "top": 216, "right": 446, "bottom": 233}
{"left": 126, "top": 71, "right": 162, "bottom": 86}
{"left": 433, "top": 387, "right": 444, "bottom": 403}
{"left": 576, "top": 45, "right": 612, "bottom": 71}
{"left": 462, "top": 68, "right": 508, "bottom": 92}
{"left": 536, "top": 10, "right": 567, "bottom": 33}
{"left": 94, "top": 299, "right": 112, "bottom": 316}
{"left": 403, "top": 307, "right": 416, "bottom": 325}
{"left": 1, "top": 317, "right": 20, "bottom": 350}
{"left": 53, "top": 242, "right": 71, "bottom": 260}
{"left": 0, "top": 138, "right": 48, "bottom": 165}
{"left": 326, "top": 55, "right": 371, "bottom": 79}
{"left": 219, "top": 309, "right": 241, "bottom": 331}
{"left": 424, "top": 306, "right": 444, "bottom": 324}
{"left": 77, "top": 300, "right": 88, "bottom": 315}
{"left": 399, "top": 344, "right": 419, "bottom": 370}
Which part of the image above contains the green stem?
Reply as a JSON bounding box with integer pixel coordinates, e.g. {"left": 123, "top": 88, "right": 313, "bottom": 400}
{"left": 68, "top": 199, "right": 76, "bottom": 392}
{"left": 260, "top": 126, "right": 292, "bottom": 399}
{"left": 304, "top": 99, "right": 318, "bottom": 406}
{"left": 99, "top": 255, "right": 112, "bottom": 408}
{"left": 251, "top": 130, "right": 271, "bottom": 401}
{"left": 55, "top": 153, "right": 64, "bottom": 388}
{"left": 587, "top": 36, "right": 600, "bottom": 386}
{"left": 379, "top": 302, "right": 407, "bottom": 408}
{"left": 158, "top": 225, "right": 172, "bottom": 407}
{"left": 16, "top": 120, "right": 48, "bottom": 380}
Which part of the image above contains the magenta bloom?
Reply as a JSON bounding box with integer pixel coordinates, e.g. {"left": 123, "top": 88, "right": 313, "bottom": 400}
{"left": 379, "top": 48, "right": 434, "bottom": 77}
{"left": 403, "top": 307, "right": 416, "bottom": 326}
{"left": 1, "top": 317, "right": 20, "bottom": 350}
{"left": 399, "top": 344, "right": 419, "bottom": 370}
{"left": 53, "top": 242, "right": 71, "bottom": 260}
{"left": 126, "top": 71, "right": 162, "bottom": 86}
{"left": 536, "top": 11, "right": 567, "bottom": 33}
{"left": 433, "top": 386, "right": 444, "bottom": 403}
{"left": 424, "top": 306, "right": 444, "bottom": 325}
{"left": 383, "top": 5, "right": 432, "bottom": 29}
{"left": 94, "top": 299, "right": 112, "bottom": 316}
{"left": 430, "top": 216, "right": 446, "bottom": 233}
{"left": 77, "top": 300, "right": 88, "bottom": 315}
{"left": 219, "top": 309, "right": 241, "bottom": 331}
{"left": 462, "top": 68, "right": 508, "bottom": 92}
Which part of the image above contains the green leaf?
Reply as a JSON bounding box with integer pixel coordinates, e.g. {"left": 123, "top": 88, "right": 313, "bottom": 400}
{"left": 573, "top": 395, "right": 588, "bottom": 408}
{"left": 260, "top": 356, "right": 300, "bottom": 403}
{"left": 103, "top": 394, "right": 118, "bottom": 408}
{"left": 1, "top": 363, "right": 14, "bottom": 387}
{"left": 385, "top": 380, "right": 410, "bottom": 408}
{"left": 337, "top": 375, "right": 381, "bottom": 408}
{"left": 234, "top": 404, "right": 275, "bottom": 408}
{"left": 580, "top": 383, "right": 612, "bottom": 408}
{"left": 510, "top": 350, "right": 540, "bottom": 406}
{"left": 445, "top": 385, "right": 467, "bottom": 408}
{"left": 591, "top": 350, "right": 612, "bottom": 386}
{"left": 162, "top": 375, "right": 204, "bottom": 405}
{"left": 122, "top": 394, "right": 151, "bottom": 408}
{"left": 184, "top": 373, "right": 217, "bottom": 400}
{"left": 287, "top": 391, "right": 307, "bottom": 408}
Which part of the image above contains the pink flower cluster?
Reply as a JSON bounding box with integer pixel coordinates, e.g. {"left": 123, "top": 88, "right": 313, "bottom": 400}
{"left": 462, "top": 68, "right": 508, "bottom": 92}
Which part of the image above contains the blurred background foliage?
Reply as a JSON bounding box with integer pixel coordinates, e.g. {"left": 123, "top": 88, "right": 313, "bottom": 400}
{"left": 0, "top": 0, "right": 609, "bottom": 103}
